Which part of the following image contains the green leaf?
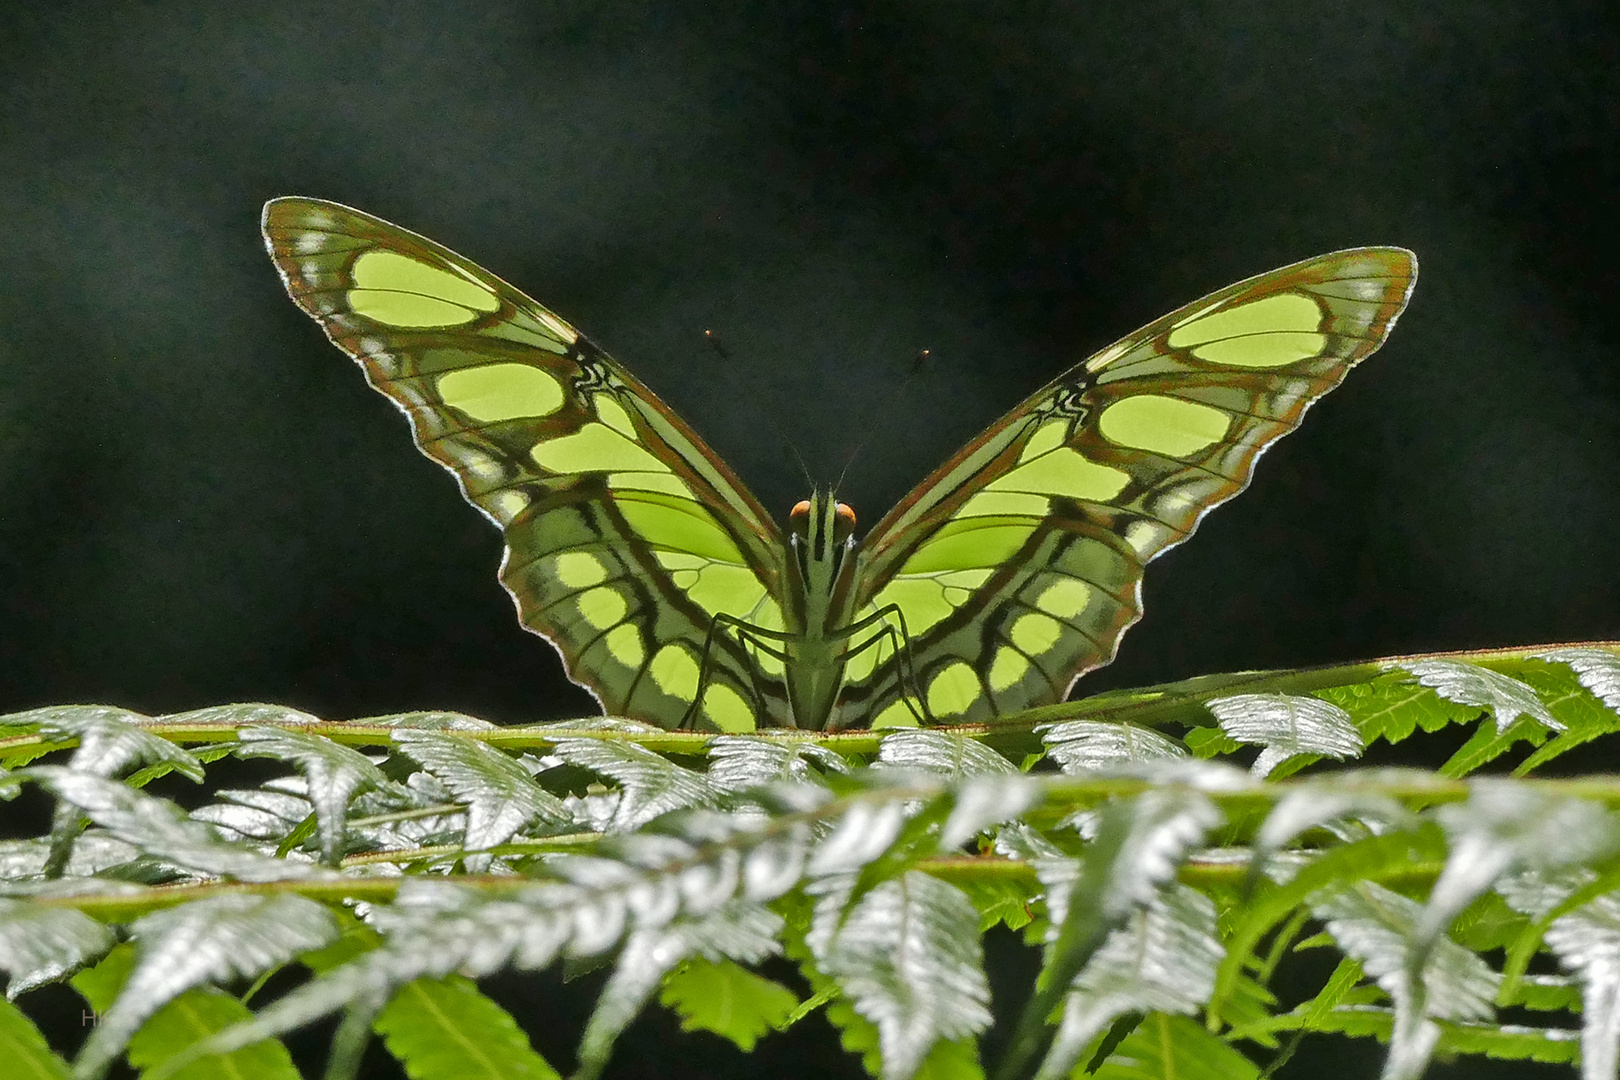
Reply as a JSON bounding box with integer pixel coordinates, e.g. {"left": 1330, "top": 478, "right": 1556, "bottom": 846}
{"left": 1436, "top": 716, "right": 1550, "bottom": 778}
{"left": 0, "top": 995, "right": 70, "bottom": 1080}
{"left": 954, "top": 874, "right": 1036, "bottom": 932}
{"left": 1509, "top": 652, "right": 1620, "bottom": 774}
{"left": 126, "top": 989, "right": 301, "bottom": 1080}
{"left": 373, "top": 975, "right": 560, "bottom": 1080}
{"left": 576, "top": 901, "right": 782, "bottom": 1079}
{"left": 1433, "top": 1019, "right": 1580, "bottom": 1065}
{"left": 1438, "top": 890, "right": 1527, "bottom": 953}
{"left": 1180, "top": 727, "right": 1240, "bottom": 760}
{"left": 69, "top": 943, "right": 136, "bottom": 1012}
{"left": 72, "top": 946, "right": 300, "bottom": 1080}
{"left": 73, "top": 895, "right": 338, "bottom": 1080}
{"left": 658, "top": 957, "right": 798, "bottom": 1051}
{"left": 1088, "top": 1013, "right": 1260, "bottom": 1080}
{"left": 1313, "top": 670, "right": 1481, "bottom": 747}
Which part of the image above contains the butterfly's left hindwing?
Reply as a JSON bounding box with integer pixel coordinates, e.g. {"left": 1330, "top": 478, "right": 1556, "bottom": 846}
{"left": 839, "top": 249, "right": 1417, "bottom": 728}
{"left": 262, "top": 198, "right": 787, "bottom": 731}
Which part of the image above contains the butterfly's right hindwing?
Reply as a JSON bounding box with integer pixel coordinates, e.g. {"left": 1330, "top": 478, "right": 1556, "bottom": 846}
{"left": 263, "top": 198, "right": 787, "bottom": 731}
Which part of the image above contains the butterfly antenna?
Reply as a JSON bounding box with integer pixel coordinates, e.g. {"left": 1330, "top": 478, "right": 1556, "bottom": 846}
{"left": 835, "top": 348, "right": 932, "bottom": 493}
{"left": 785, "top": 438, "right": 816, "bottom": 493}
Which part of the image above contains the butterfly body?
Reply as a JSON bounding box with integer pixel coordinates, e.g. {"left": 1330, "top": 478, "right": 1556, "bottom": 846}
{"left": 263, "top": 198, "right": 1416, "bottom": 732}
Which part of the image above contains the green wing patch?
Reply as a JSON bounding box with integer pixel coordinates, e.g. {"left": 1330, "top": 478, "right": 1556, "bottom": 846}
{"left": 263, "top": 198, "right": 787, "bottom": 731}
{"left": 844, "top": 248, "right": 1417, "bottom": 727}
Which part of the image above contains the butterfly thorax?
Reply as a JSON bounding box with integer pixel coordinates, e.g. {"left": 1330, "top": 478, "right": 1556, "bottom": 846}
{"left": 781, "top": 492, "right": 861, "bottom": 728}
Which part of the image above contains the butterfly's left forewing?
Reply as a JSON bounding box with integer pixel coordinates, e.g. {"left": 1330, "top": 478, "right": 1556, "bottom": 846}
{"left": 840, "top": 249, "right": 1417, "bottom": 727}
{"left": 263, "top": 198, "right": 788, "bottom": 731}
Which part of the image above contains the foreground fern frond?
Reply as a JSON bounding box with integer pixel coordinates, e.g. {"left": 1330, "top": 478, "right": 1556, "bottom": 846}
{"left": 1, "top": 643, "right": 1619, "bottom": 1080}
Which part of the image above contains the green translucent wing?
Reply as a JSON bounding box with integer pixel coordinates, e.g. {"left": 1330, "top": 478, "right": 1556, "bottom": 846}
{"left": 838, "top": 249, "right": 1417, "bottom": 728}
{"left": 262, "top": 198, "right": 787, "bottom": 731}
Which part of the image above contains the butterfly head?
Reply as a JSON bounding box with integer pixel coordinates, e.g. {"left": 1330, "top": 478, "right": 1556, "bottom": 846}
{"left": 788, "top": 493, "right": 857, "bottom": 586}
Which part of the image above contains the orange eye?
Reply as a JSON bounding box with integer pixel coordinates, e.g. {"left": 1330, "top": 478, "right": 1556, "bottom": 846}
{"left": 833, "top": 502, "right": 857, "bottom": 542}
{"left": 790, "top": 500, "right": 811, "bottom": 523}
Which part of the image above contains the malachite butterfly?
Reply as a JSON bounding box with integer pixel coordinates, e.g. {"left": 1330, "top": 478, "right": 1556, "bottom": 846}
{"left": 263, "top": 198, "right": 1416, "bottom": 733}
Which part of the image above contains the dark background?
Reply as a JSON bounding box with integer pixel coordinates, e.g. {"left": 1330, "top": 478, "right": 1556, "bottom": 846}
{"left": 1, "top": 3, "right": 1616, "bottom": 1078}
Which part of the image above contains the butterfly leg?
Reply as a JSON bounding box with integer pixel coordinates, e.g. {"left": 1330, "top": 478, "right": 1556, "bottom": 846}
{"left": 835, "top": 604, "right": 934, "bottom": 728}
{"left": 677, "top": 613, "right": 789, "bottom": 730}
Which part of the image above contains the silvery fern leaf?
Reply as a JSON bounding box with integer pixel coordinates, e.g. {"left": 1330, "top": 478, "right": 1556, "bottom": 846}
{"left": 1000, "top": 785, "right": 1221, "bottom": 1080}
{"left": 1206, "top": 693, "right": 1363, "bottom": 777}
{"left": 161, "top": 703, "right": 320, "bottom": 727}
{"left": 189, "top": 787, "right": 313, "bottom": 845}
{"left": 805, "top": 796, "right": 913, "bottom": 878}
{"left": 940, "top": 775, "right": 1039, "bottom": 851}
{"left": 1086, "top": 787, "right": 1224, "bottom": 922}
{"left": 391, "top": 730, "right": 570, "bottom": 861}
{"left": 705, "top": 736, "right": 849, "bottom": 791}
{"left": 1541, "top": 648, "right": 1620, "bottom": 713}
{"left": 1420, "top": 783, "right": 1620, "bottom": 959}
{"left": 1248, "top": 775, "right": 1421, "bottom": 888}
{"left": 232, "top": 727, "right": 397, "bottom": 865}
{"left": 1038, "top": 720, "right": 1188, "bottom": 773}
{"left": 576, "top": 899, "right": 782, "bottom": 1080}
{"left": 24, "top": 710, "right": 206, "bottom": 877}
{"left": 1037, "top": 885, "right": 1222, "bottom": 1080}
{"left": 25, "top": 708, "right": 206, "bottom": 783}
{"left": 553, "top": 738, "right": 717, "bottom": 830}
{"left": 158, "top": 883, "right": 581, "bottom": 1071}
{"left": 0, "top": 899, "right": 115, "bottom": 999}
{"left": 166, "top": 802, "right": 819, "bottom": 1070}
{"left": 1392, "top": 659, "right": 1564, "bottom": 734}
{"left": 73, "top": 894, "right": 337, "bottom": 1080}
{"left": 808, "top": 870, "right": 991, "bottom": 1080}
{"left": 1312, "top": 881, "right": 1499, "bottom": 1080}
{"left": 0, "top": 834, "right": 139, "bottom": 881}
{"left": 875, "top": 730, "right": 1017, "bottom": 779}
{"left": 1497, "top": 870, "right": 1620, "bottom": 1080}
{"left": 368, "top": 710, "right": 499, "bottom": 731}
{"left": 23, "top": 768, "right": 330, "bottom": 882}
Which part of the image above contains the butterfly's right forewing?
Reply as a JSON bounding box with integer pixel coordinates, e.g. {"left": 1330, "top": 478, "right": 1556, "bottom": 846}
{"left": 263, "top": 198, "right": 789, "bottom": 731}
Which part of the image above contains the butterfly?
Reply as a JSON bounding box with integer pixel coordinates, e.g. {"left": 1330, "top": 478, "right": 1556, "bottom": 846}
{"left": 263, "top": 198, "right": 1416, "bottom": 732}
